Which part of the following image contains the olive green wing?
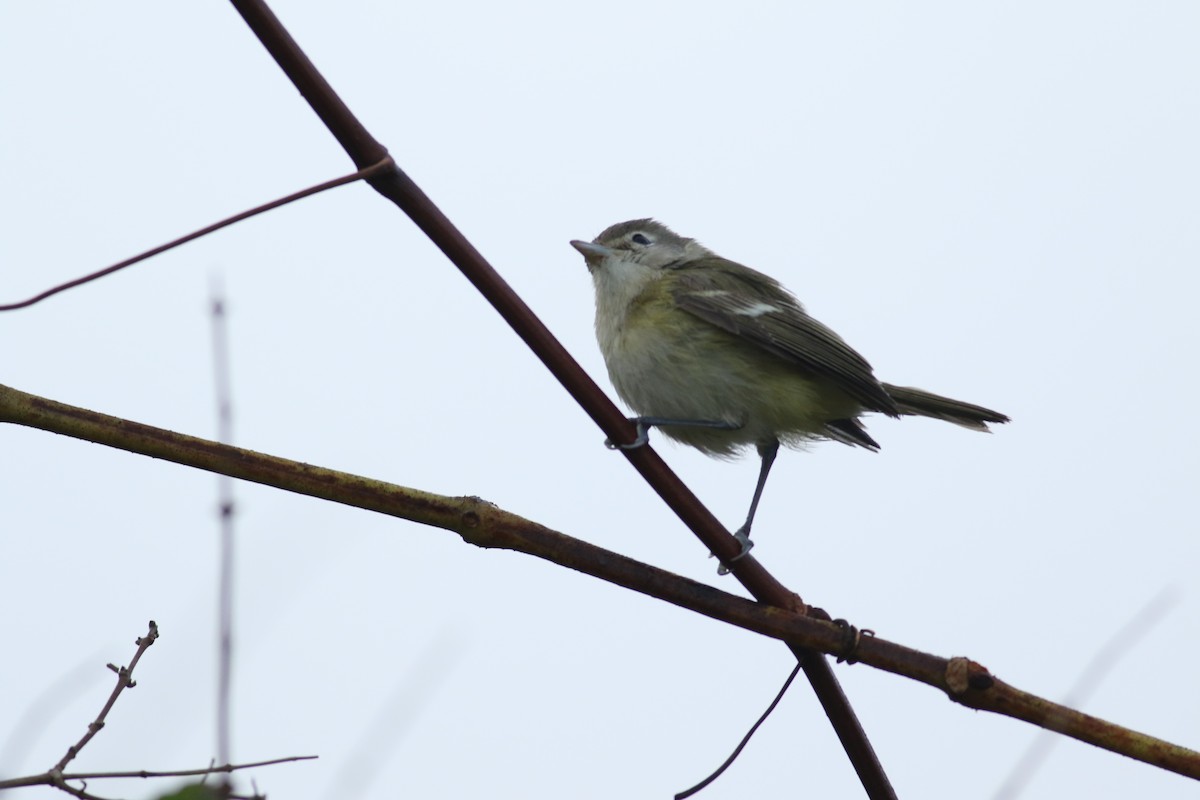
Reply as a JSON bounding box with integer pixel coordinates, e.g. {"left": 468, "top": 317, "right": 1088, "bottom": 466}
{"left": 670, "top": 257, "right": 899, "bottom": 416}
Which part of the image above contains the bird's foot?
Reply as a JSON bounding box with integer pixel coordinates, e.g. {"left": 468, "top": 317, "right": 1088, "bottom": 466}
{"left": 714, "top": 527, "right": 754, "bottom": 575}
{"left": 604, "top": 417, "right": 654, "bottom": 450}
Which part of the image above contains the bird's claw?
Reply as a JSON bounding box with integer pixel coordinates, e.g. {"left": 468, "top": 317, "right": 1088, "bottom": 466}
{"left": 604, "top": 419, "right": 652, "bottom": 450}
{"left": 714, "top": 529, "right": 754, "bottom": 575}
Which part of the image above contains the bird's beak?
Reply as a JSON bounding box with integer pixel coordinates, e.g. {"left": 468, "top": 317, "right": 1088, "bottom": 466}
{"left": 570, "top": 240, "right": 615, "bottom": 270}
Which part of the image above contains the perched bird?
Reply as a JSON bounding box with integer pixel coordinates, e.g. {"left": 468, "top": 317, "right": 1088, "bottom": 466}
{"left": 570, "top": 219, "right": 1008, "bottom": 567}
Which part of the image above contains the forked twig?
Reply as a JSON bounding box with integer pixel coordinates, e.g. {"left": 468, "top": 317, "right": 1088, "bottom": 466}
{"left": 0, "top": 620, "right": 317, "bottom": 798}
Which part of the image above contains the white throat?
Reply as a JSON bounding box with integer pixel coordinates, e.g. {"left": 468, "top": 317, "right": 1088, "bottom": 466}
{"left": 591, "top": 255, "right": 660, "bottom": 332}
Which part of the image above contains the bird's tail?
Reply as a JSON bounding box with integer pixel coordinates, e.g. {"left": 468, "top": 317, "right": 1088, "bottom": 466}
{"left": 881, "top": 384, "right": 1009, "bottom": 432}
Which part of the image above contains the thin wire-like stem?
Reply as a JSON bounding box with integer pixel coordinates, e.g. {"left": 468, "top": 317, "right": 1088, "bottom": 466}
{"left": 0, "top": 756, "right": 318, "bottom": 790}
{"left": 0, "top": 158, "right": 392, "bottom": 312}
{"left": 675, "top": 661, "right": 803, "bottom": 799}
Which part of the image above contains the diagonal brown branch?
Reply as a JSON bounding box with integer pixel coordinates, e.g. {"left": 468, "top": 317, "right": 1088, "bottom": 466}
{"left": 223, "top": 1, "right": 893, "bottom": 794}
{"left": 3, "top": 382, "right": 1197, "bottom": 782}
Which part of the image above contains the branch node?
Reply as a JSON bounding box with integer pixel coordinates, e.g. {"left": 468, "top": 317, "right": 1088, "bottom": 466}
{"left": 944, "top": 657, "right": 994, "bottom": 695}
{"left": 136, "top": 620, "right": 160, "bottom": 647}
{"left": 945, "top": 656, "right": 970, "bottom": 694}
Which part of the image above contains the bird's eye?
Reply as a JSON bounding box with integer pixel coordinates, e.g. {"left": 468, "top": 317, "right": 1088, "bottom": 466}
{"left": 631, "top": 233, "right": 651, "bottom": 246}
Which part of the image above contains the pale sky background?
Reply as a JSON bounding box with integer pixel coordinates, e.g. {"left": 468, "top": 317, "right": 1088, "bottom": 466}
{"left": 2, "top": 2, "right": 1199, "bottom": 799}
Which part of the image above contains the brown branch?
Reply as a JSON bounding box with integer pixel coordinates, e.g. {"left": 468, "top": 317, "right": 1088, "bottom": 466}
{"left": 0, "top": 159, "right": 392, "bottom": 312}
{"left": 223, "top": 1, "right": 893, "bottom": 794}
{"left": 3, "top": 382, "right": 1197, "bottom": 781}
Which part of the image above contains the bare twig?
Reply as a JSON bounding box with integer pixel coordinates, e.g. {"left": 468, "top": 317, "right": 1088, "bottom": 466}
{"left": 0, "top": 617, "right": 312, "bottom": 798}
{"left": 675, "top": 661, "right": 803, "bottom": 798}
{"left": 0, "top": 159, "right": 392, "bottom": 313}
{"left": 51, "top": 621, "right": 159, "bottom": 774}
{"left": 0, "top": 755, "right": 318, "bottom": 792}
{"left": 77, "top": 755, "right": 317, "bottom": 782}
{"left": 2, "top": 382, "right": 1196, "bottom": 781}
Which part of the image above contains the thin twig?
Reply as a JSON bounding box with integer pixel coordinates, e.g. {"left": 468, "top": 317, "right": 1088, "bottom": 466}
{"left": 67, "top": 755, "right": 318, "bottom": 781}
{"left": 0, "top": 755, "right": 317, "bottom": 791}
{"left": 0, "top": 620, "right": 313, "bottom": 798}
{"left": 52, "top": 621, "right": 160, "bottom": 773}
{"left": 0, "top": 158, "right": 392, "bottom": 312}
{"left": 675, "top": 661, "right": 803, "bottom": 798}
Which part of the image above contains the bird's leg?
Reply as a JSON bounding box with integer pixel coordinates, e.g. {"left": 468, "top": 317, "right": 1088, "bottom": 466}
{"left": 605, "top": 416, "right": 742, "bottom": 450}
{"left": 717, "top": 438, "right": 780, "bottom": 575}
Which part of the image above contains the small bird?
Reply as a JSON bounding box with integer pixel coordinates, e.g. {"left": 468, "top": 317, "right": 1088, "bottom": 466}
{"left": 570, "top": 219, "right": 1008, "bottom": 568}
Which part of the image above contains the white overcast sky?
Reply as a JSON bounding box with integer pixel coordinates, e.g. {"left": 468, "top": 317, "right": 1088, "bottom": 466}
{"left": 2, "top": 2, "right": 1199, "bottom": 799}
